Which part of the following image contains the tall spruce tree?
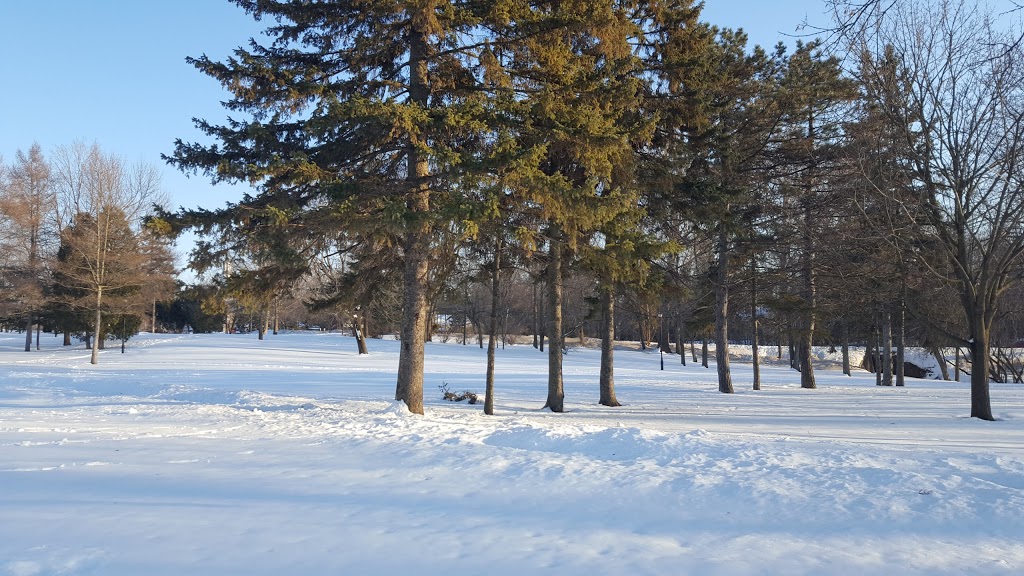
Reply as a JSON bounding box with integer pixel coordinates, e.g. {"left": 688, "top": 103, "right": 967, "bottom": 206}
{"left": 166, "top": 0, "right": 501, "bottom": 414}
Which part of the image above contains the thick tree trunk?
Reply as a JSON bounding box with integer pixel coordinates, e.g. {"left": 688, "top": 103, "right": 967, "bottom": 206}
{"left": 484, "top": 239, "right": 501, "bottom": 416}
{"left": 895, "top": 305, "right": 905, "bottom": 387}
{"left": 544, "top": 237, "right": 564, "bottom": 412}
{"left": 24, "top": 314, "right": 33, "bottom": 352}
{"left": 355, "top": 317, "right": 369, "bottom": 355}
{"left": 599, "top": 286, "right": 620, "bottom": 407}
{"left": 714, "top": 224, "right": 733, "bottom": 393}
{"left": 63, "top": 331, "right": 72, "bottom": 346}
{"left": 394, "top": 24, "right": 432, "bottom": 416}
{"left": 882, "top": 311, "right": 893, "bottom": 386}
{"left": 969, "top": 318, "right": 994, "bottom": 421}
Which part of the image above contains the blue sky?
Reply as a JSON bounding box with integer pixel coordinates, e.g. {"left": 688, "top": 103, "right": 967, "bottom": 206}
{"left": 0, "top": 0, "right": 830, "bottom": 216}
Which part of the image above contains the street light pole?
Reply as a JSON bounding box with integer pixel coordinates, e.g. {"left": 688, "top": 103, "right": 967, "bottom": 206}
{"left": 658, "top": 313, "right": 664, "bottom": 371}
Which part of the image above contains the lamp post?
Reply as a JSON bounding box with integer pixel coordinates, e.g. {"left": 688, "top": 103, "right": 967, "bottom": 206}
{"left": 658, "top": 313, "right": 664, "bottom": 371}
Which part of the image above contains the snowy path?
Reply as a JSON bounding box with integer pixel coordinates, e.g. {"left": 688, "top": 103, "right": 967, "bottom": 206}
{"left": 1, "top": 332, "right": 1022, "bottom": 575}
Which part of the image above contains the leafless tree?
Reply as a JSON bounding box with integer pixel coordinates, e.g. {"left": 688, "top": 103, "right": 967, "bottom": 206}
{"left": 853, "top": 0, "right": 1024, "bottom": 420}
{"left": 51, "top": 143, "right": 167, "bottom": 364}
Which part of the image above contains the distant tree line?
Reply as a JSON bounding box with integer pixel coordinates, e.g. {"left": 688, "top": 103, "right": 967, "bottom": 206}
{"left": 0, "top": 142, "right": 177, "bottom": 363}
{"left": 132, "top": 0, "right": 1024, "bottom": 421}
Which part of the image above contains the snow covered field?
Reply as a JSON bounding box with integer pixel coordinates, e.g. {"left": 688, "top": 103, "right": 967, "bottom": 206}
{"left": 1, "top": 331, "right": 1023, "bottom": 575}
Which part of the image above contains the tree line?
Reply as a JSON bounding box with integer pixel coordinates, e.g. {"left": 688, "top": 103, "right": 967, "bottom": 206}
{"left": 0, "top": 142, "right": 177, "bottom": 363}
{"left": 4, "top": 0, "right": 1012, "bottom": 421}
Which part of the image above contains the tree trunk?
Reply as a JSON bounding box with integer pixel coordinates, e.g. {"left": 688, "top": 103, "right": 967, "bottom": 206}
{"left": 36, "top": 323, "right": 40, "bottom": 351}
{"left": 691, "top": 338, "right": 697, "bottom": 363}
{"left": 24, "top": 314, "right": 33, "bottom": 352}
{"left": 63, "top": 331, "right": 72, "bottom": 346}
{"left": 841, "top": 322, "right": 851, "bottom": 376}
{"left": 677, "top": 323, "right": 686, "bottom": 366}
{"left": 701, "top": 336, "right": 708, "bottom": 369}
{"left": 544, "top": 236, "right": 564, "bottom": 412}
{"left": 895, "top": 305, "right": 905, "bottom": 387}
{"left": 355, "top": 316, "right": 369, "bottom": 355}
{"left": 969, "top": 320, "right": 994, "bottom": 420}
{"left": 932, "top": 347, "right": 950, "bottom": 380}
{"left": 751, "top": 259, "right": 760, "bottom": 391}
{"left": 599, "top": 286, "right": 620, "bottom": 407}
{"left": 539, "top": 282, "right": 546, "bottom": 353}
{"left": 394, "top": 23, "right": 431, "bottom": 416}
{"left": 955, "top": 346, "right": 961, "bottom": 382}
{"left": 882, "top": 311, "right": 893, "bottom": 386}
{"left": 875, "top": 324, "right": 883, "bottom": 386}
{"left": 484, "top": 239, "right": 501, "bottom": 416}
{"left": 152, "top": 300, "right": 157, "bottom": 333}
{"left": 532, "top": 282, "right": 539, "bottom": 349}
{"left": 90, "top": 293, "right": 102, "bottom": 365}
{"left": 714, "top": 224, "right": 733, "bottom": 393}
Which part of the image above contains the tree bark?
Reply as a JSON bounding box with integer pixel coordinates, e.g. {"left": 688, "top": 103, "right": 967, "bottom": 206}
{"left": 24, "top": 314, "right": 33, "bottom": 352}
{"left": 90, "top": 292, "right": 102, "bottom": 365}
{"left": 599, "top": 286, "right": 620, "bottom": 407}
{"left": 701, "top": 336, "right": 708, "bottom": 369}
{"left": 544, "top": 236, "right": 564, "bottom": 412}
{"left": 484, "top": 238, "right": 501, "bottom": 415}
{"left": 931, "top": 347, "right": 950, "bottom": 380}
{"left": 532, "top": 282, "right": 539, "bottom": 349}
{"left": 750, "top": 259, "right": 760, "bottom": 391}
{"left": 394, "top": 23, "right": 432, "bottom": 416}
{"left": 841, "top": 322, "right": 851, "bottom": 376}
{"left": 714, "top": 224, "right": 733, "bottom": 393}
{"left": 677, "top": 323, "right": 686, "bottom": 366}
{"left": 882, "top": 311, "right": 893, "bottom": 386}
{"left": 969, "top": 316, "right": 994, "bottom": 421}
{"left": 895, "top": 305, "right": 905, "bottom": 387}
{"left": 539, "top": 281, "right": 546, "bottom": 353}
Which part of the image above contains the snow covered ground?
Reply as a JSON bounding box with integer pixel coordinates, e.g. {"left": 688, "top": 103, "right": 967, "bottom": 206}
{"left": 1, "top": 331, "right": 1023, "bottom": 575}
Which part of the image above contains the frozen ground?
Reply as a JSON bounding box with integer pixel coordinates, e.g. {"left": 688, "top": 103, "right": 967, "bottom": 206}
{"left": 1, "top": 331, "right": 1022, "bottom": 575}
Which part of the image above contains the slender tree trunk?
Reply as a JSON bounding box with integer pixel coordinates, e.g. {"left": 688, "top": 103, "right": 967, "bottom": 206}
{"left": 90, "top": 292, "right": 102, "bottom": 365}
{"left": 841, "top": 323, "right": 851, "bottom": 376}
{"left": 691, "top": 338, "right": 697, "bottom": 363}
{"left": 882, "top": 311, "right": 893, "bottom": 386}
{"left": 599, "top": 286, "right": 620, "bottom": 407}
{"left": 955, "top": 346, "right": 961, "bottom": 382}
{"left": 36, "top": 323, "right": 40, "bottom": 351}
{"left": 544, "top": 236, "right": 564, "bottom": 412}
{"left": 394, "top": 23, "right": 431, "bottom": 415}
{"left": 895, "top": 305, "right": 905, "bottom": 387}
{"left": 875, "top": 325, "right": 883, "bottom": 386}
{"left": 539, "top": 282, "right": 546, "bottom": 353}
{"left": 152, "top": 300, "right": 157, "bottom": 333}
{"left": 714, "top": 224, "right": 733, "bottom": 393}
{"left": 484, "top": 239, "right": 501, "bottom": 415}
{"left": 355, "top": 316, "right": 369, "bottom": 355}
{"left": 751, "top": 259, "right": 760, "bottom": 391}
{"left": 532, "top": 282, "right": 539, "bottom": 349}
{"left": 932, "top": 347, "right": 950, "bottom": 380}
{"left": 701, "top": 336, "right": 708, "bottom": 369}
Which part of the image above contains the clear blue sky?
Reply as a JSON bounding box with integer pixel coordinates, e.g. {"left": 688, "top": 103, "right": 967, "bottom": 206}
{"left": 0, "top": 0, "right": 831, "bottom": 215}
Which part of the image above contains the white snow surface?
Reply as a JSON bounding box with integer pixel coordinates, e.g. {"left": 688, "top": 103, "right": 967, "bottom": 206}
{"left": 1, "top": 331, "right": 1023, "bottom": 575}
